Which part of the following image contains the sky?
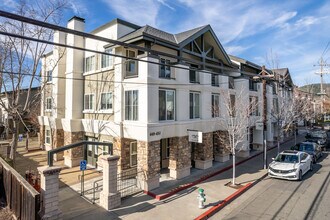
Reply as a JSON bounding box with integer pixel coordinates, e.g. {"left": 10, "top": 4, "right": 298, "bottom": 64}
{"left": 2, "top": 0, "right": 330, "bottom": 86}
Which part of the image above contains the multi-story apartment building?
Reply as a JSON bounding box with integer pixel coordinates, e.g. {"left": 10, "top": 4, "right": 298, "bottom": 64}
{"left": 39, "top": 16, "right": 293, "bottom": 190}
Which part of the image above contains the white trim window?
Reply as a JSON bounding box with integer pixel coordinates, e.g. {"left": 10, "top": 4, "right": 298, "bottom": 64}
{"left": 45, "top": 97, "right": 52, "bottom": 111}
{"left": 46, "top": 70, "right": 52, "bottom": 83}
{"left": 159, "top": 58, "right": 171, "bottom": 78}
{"left": 212, "top": 94, "right": 220, "bottom": 117}
{"left": 126, "top": 50, "right": 137, "bottom": 77}
{"left": 101, "top": 48, "right": 113, "bottom": 69}
{"left": 45, "top": 129, "right": 51, "bottom": 145}
{"left": 85, "top": 55, "right": 95, "bottom": 72}
{"left": 159, "top": 89, "right": 175, "bottom": 121}
{"left": 125, "top": 90, "right": 138, "bottom": 121}
{"left": 84, "top": 94, "right": 94, "bottom": 110}
{"left": 130, "top": 141, "right": 137, "bottom": 167}
{"left": 190, "top": 92, "right": 200, "bottom": 119}
{"left": 211, "top": 74, "right": 219, "bottom": 87}
{"left": 100, "top": 92, "right": 113, "bottom": 111}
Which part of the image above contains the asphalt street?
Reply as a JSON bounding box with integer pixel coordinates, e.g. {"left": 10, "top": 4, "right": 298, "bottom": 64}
{"left": 212, "top": 150, "right": 330, "bottom": 220}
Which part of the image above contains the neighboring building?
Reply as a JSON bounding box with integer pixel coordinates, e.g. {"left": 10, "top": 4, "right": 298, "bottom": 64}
{"left": 39, "top": 16, "right": 294, "bottom": 190}
{"left": 0, "top": 87, "right": 41, "bottom": 137}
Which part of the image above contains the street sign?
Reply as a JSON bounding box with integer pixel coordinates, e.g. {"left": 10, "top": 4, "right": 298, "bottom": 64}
{"left": 80, "top": 160, "right": 87, "bottom": 171}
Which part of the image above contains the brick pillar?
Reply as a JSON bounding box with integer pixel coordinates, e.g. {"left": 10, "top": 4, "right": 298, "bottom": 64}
{"left": 137, "top": 141, "right": 160, "bottom": 191}
{"left": 99, "top": 155, "right": 121, "bottom": 210}
{"left": 194, "top": 132, "right": 213, "bottom": 169}
{"left": 37, "top": 166, "right": 62, "bottom": 220}
{"left": 113, "top": 137, "right": 133, "bottom": 172}
{"left": 213, "top": 131, "right": 230, "bottom": 162}
{"left": 63, "top": 131, "right": 84, "bottom": 167}
{"left": 169, "top": 136, "right": 191, "bottom": 179}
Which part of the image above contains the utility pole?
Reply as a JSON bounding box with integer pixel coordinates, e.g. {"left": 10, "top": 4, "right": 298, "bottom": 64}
{"left": 315, "top": 57, "right": 329, "bottom": 115}
{"left": 262, "top": 65, "right": 268, "bottom": 169}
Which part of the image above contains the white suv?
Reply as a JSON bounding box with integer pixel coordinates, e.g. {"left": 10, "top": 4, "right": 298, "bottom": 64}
{"left": 268, "top": 150, "right": 312, "bottom": 181}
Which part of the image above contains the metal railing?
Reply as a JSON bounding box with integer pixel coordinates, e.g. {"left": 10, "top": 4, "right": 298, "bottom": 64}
{"left": 117, "top": 168, "right": 143, "bottom": 198}
{"left": 47, "top": 141, "right": 113, "bottom": 166}
{"left": 92, "top": 179, "right": 103, "bottom": 204}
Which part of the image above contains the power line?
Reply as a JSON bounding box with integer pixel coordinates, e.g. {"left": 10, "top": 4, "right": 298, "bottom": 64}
{"left": 321, "top": 41, "right": 330, "bottom": 58}
{"left": 0, "top": 30, "right": 258, "bottom": 79}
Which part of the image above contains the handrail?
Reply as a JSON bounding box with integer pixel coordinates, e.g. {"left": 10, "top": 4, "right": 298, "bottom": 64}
{"left": 48, "top": 141, "right": 113, "bottom": 166}
{"left": 92, "top": 179, "right": 103, "bottom": 204}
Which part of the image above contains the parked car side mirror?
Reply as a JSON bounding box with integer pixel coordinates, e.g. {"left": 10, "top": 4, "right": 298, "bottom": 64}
{"left": 271, "top": 158, "right": 275, "bottom": 161}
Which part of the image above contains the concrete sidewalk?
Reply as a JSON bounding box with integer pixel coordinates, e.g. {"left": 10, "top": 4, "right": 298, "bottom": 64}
{"left": 60, "top": 132, "right": 306, "bottom": 220}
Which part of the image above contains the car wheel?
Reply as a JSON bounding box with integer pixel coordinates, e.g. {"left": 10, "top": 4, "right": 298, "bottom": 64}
{"left": 309, "top": 163, "right": 313, "bottom": 172}
{"left": 298, "top": 170, "right": 302, "bottom": 181}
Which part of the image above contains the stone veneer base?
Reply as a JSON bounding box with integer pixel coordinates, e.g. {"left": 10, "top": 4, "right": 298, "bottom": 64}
{"left": 170, "top": 166, "right": 191, "bottom": 179}
{"left": 214, "top": 154, "right": 230, "bottom": 162}
{"left": 194, "top": 159, "right": 213, "bottom": 170}
{"left": 137, "top": 175, "right": 160, "bottom": 191}
{"left": 236, "top": 150, "right": 250, "bottom": 158}
{"left": 64, "top": 156, "right": 82, "bottom": 168}
{"left": 99, "top": 192, "right": 121, "bottom": 210}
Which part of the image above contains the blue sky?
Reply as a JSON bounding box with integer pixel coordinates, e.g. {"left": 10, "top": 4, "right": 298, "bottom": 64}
{"left": 2, "top": 0, "right": 330, "bottom": 86}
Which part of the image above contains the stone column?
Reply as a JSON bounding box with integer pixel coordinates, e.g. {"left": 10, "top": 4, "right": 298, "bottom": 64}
{"left": 137, "top": 140, "right": 160, "bottom": 191}
{"left": 213, "top": 131, "right": 230, "bottom": 162}
{"left": 99, "top": 155, "right": 121, "bottom": 210}
{"left": 194, "top": 132, "right": 213, "bottom": 169}
{"left": 53, "top": 129, "right": 64, "bottom": 161}
{"left": 169, "top": 136, "right": 191, "bottom": 179}
{"left": 113, "top": 137, "right": 133, "bottom": 172}
{"left": 38, "top": 166, "right": 62, "bottom": 220}
{"left": 63, "top": 131, "right": 84, "bottom": 167}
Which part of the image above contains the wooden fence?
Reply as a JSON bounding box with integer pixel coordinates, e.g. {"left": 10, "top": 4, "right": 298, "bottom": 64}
{"left": 0, "top": 157, "right": 40, "bottom": 220}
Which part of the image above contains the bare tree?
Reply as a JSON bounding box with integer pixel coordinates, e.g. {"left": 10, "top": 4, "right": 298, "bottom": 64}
{"left": 0, "top": 0, "right": 67, "bottom": 166}
{"left": 217, "top": 89, "right": 257, "bottom": 185}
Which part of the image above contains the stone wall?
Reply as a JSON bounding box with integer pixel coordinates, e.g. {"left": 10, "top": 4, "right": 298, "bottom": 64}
{"left": 137, "top": 140, "right": 160, "bottom": 190}
{"left": 63, "top": 131, "right": 84, "bottom": 167}
{"left": 169, "top": 136, "right": 190, "bottom": 170}
{"left": 194, "top": 132, "right": 213, "bottom": 161}
{"left": 213, "top": 130, "right": 231, "bottom": 162}
{"left": 113, "top": 137, "right": 134, "bottom": 171}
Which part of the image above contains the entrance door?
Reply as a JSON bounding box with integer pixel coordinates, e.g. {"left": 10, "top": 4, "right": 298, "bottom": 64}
{"left": 160, "top": 139, "right": 169, "bottom": 169}
{"left": 86, "top": 137, "right": 98, "bottom": 167}
{"left": 249, "top": 128, "right": 254, "bottom": 150}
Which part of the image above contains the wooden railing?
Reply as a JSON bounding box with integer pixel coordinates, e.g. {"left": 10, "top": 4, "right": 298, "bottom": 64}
{"left": 0, "top": 157, "right": 40, "bottom": 220}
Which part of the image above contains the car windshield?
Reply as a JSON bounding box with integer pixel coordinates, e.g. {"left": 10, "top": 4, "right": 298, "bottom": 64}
{"left": 311, "top": 132, "right": 325, "bottom": 138}
{"left": 299, "top": 144, "right": 314, "bottom": 152}
{"left": 275, "top": 154, "right": 299, "bottom": 163}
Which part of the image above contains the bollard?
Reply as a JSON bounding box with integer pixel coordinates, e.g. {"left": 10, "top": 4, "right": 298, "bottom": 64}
{"left": 197, "top": 188, "right": 206, "bottom": 209}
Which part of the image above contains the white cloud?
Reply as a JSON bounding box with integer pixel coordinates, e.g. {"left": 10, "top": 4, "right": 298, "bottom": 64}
{"left": 157, "top": 0, "right": 175, "bottom": 11}
{"left": 68, "top": 1, "right": 89, "bottom": 17}
{"left": 225, "top": 45, "right": 253, "bottom": 55}
{"left": 0, "top": 0, "right": 17, "bottom": 10}
{"left": 101, "top": 0, "right": 160, "bottom": 27}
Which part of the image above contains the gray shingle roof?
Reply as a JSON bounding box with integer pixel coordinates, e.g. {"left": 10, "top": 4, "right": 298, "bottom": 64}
{"left": 118, "top": 24, "right": 208, "bottom": 45}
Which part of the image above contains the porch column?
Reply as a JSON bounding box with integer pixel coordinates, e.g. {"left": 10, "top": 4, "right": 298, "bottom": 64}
{"left": 137, "top": 140, "right": 160, "bottom": 191}
{"left": 194, "top": 132, "right": 213, "bottom": 169}
{"left": 99, "top": 155, "right": 121, "bottom": 210}
{"left": 169, "top": 136, "right": 191, "bottom": 179}
{"left": 38, "top": 166, "right": 62, "bottom": 220}
{"left": 213, "top": 131, "right": 230, "bottom": 162}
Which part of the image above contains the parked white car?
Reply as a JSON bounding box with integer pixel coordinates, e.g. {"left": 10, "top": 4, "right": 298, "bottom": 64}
{"left": 268, "top": 150, "right": 312, "bottom": 181}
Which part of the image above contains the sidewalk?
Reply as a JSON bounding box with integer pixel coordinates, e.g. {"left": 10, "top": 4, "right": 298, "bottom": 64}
{"left": 60, "top": 132, "right": 307, "bottom": 220}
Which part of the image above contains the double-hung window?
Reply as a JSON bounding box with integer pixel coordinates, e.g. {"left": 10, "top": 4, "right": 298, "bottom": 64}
{"left": 100, "top": 92, "right": 113, "bottom": 111}
{"left": 189, "top": 65, "right": 199, "bottom": 83}
{"left": 211, "top": 74, "right": 219, "bottom": 87}
{"left": 46, "top": 97, "right": 52, "bottom": 110}
{"left": 249, "top": 96, "right": 259, "bottom": 116}
{"left": 190, "top": 92, "right": 200, "bottom": 119}
{"left": 101, "top": 48, "right": 113, "bottom": 68}
{"left": 212, "top": 94, "right": 220, "bottom": 117}
{"left": 229, "top": 76, "right": 235, "bottom": 89}
{"left": 159, "top": 89, "right": 175, "bottom": 121}
{"left": 160, "top": 58, "right": 171, "bottom": 78}
{"left": 85, "top": 55, "right": 95, "bottom": 72}
{"left": 45, "top": 129, "right": 51, "bottom": 144}
{"left": 125, "top": 90, "right": 138, "bottom": 120}
{"left": 130, "top": 141, "right": 137, "bottom": 167}
{"left": 46, "top": 70, "right": 52, "bottom": 83}
{"left": 126, "top": 50, "right": 137, "bottom": 77}
{"left": 84, "top": 94, "right": 94, "bottom": 110}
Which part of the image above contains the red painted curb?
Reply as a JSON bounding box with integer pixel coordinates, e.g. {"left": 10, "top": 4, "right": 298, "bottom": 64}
{"left": 144, "top": 137, "right": 294, "bottom": 201}
{"left": 194, "top": 173, "right": 268, "bottom": 220}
